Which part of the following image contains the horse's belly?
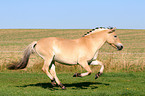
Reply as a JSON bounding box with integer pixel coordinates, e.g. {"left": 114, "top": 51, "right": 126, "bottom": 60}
{"left": 54, "top": 55, "right": 77, "bottom": 65}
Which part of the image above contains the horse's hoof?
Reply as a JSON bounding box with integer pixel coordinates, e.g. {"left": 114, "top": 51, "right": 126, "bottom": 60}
{"left": 51, "top": 79, "right": 57, "bottom": 87}
{"left": 95, "top": 72, "right": 102, "bottom": 79}
{"left": 73, "top": 73, "right": 81, "bottom": 77}
{"left": 59, "top": 83, "right": 66, "bottom": 90}
{"left": 61, "top": 86, "right": 66, "bottom": 90}
{"left": 95, "top": 74, "right": 99, "bottom": 79}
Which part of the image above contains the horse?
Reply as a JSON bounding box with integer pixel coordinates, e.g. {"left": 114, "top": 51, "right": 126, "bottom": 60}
{"left": 8, "top": 27, "right": 123, "bottom": 89}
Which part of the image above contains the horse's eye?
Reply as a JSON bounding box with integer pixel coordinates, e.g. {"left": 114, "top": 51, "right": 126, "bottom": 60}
{"left": 114, "top": 35, "right": 117, "bottom": 38}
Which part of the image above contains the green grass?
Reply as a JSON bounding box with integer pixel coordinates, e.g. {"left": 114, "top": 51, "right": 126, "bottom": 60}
{"left": 0, "top": 72, "right": 144, "bottom": 96}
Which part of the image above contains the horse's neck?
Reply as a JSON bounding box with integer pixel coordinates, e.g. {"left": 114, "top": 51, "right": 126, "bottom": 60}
{"left": 83, "top": 32, "right": 107, "bottom": 53}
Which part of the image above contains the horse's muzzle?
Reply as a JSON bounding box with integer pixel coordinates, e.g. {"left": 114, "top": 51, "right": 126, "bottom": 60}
{"left": 116, "top": 43, "right": 123, "bottom": 50}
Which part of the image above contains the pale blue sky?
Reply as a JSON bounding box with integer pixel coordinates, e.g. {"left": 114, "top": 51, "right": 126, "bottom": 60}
{"left": 0, "top": 0, "right": 145, "bottom": 29}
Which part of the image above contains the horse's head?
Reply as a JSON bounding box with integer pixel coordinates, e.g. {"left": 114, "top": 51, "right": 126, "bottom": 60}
{"left": 106, "top": 27, "right": 123, "bottom": 50}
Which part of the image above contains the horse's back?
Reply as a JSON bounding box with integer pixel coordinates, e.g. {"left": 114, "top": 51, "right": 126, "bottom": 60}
{"left": 35, "top": 37, "right": 80, "bottom": 64}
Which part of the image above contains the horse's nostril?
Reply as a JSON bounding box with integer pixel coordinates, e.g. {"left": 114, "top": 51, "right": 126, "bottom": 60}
{"left": 121, "top": 45, "right": 123, "bottom": 49}
{"left": 117, "top": 44, "right": 123, "bottom": 50}
{"left": 118, "top": 45, "right": 123, "bottom": 50}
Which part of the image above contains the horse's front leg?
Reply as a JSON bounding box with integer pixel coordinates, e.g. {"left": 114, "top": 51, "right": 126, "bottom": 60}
{"left": 90, "top": 60, "right": 104, "bottom": 79}
{"left": 73, "top": 60, "right": 92, "bottom": 77}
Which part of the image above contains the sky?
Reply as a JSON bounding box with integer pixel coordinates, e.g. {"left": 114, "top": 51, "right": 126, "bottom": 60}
{"left": 0, "top": 0, "right": 145, "bottom": 29}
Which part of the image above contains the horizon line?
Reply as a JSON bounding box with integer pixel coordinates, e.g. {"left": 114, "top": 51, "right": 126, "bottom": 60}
{"left": 0, "top": 28, "right": 145, "bottom": 30}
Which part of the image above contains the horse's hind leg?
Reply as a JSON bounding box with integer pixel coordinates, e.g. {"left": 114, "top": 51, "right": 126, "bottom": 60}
{"left": 42, "top": 59, "right": 54, "bottom": 82}
{"left": 50, "top": 62, "right": 66, "bottom": 89}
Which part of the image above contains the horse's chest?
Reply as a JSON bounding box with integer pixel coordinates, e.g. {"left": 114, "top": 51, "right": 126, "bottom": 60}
{"left": 86, "top": 51, "right": 98, "bottom": 62}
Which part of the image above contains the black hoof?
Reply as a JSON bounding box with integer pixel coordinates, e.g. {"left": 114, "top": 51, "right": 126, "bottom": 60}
{"left": 95, "top": 72, "right": 102, "bottom": 79}
{"left": 59, "top": 83, "right": 66, "bottom": 90}
{"left": 95, "top": 74, "right": 99, "bottom": 79}
{"left": 73, "top": 73, "right": 81, "bottom": 77}
{"left": 51, "top": 79, "right": 57, "bottom": 87}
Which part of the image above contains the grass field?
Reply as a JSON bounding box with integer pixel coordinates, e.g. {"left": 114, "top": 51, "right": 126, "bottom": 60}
{"left": 0, "top": 29, "right": 145, "bottom": 95}
{"left": 0, "top": 72, "right": 144, "bottom": 96}
{"left": 0, "top": 29, "right": 144, "bottom": 72}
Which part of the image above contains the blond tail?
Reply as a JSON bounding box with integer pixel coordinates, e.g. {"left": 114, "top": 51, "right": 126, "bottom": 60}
{"left": 7, "top": 41, "right": 37, "bottom": 70}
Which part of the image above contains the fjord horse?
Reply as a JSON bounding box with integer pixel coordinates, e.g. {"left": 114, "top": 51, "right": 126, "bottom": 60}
{"left": 8, "top": 27, "right": 123, "bottom": 89}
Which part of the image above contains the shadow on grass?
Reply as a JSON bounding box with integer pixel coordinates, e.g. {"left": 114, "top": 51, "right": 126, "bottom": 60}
{"left": 16, "top": 82, "right": 109, "bottom": 90}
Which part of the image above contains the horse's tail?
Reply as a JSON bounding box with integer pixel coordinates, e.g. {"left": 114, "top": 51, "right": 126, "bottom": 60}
{"left": 7, "top": 41, "right": 37, "bottom": 70}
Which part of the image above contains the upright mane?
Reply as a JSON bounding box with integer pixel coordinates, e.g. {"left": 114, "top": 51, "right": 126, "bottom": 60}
{"left": 82, "top": 27, "right": 114, "bottom": 37}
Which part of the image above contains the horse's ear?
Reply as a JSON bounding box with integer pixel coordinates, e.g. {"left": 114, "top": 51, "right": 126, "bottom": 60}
{"left": 108, "top": 27, "right": 116, "bottom": 33}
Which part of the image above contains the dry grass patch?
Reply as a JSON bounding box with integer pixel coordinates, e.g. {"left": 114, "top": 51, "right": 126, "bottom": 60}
{"left": 0, "top": 29, "right": 145, "bottom": 72}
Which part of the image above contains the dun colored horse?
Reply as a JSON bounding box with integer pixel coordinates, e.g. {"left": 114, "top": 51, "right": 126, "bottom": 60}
{"left": 8, "top": 27, "right": 123, "bottom": 89}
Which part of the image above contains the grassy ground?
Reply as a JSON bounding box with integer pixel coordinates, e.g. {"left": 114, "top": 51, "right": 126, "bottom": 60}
{"left": 0, "top": 72, "right": 144, "bottom": 96}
